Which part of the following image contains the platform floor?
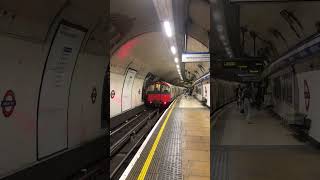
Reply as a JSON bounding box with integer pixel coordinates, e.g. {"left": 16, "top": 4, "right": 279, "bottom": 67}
{"left": 121, "top": 96, "right": 210, "bottom": 180}
{"left": 212, "top": 103, "right": 320, "bottom": 180}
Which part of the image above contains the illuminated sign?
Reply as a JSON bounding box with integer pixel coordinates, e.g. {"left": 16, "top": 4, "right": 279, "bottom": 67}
{"left": 224, "top": 61, "right": 236, "bottom": 66}
{"left": 249, "top": 70, "right": 259, "bottom": 73}
{"left": 182, "top": 52, "right": 209, "bottom": 62}
{"left": 1, "top": 90, "right": 16, "bottom": 118}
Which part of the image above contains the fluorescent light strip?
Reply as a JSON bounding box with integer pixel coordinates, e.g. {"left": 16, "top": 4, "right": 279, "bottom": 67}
{"left": 163, "top": 21, "right": 172, "bottom": 37}
{"left": 171, "top": 46, "right": 176, "bottom": 55}
{"left": 217, "top": 25, "right": 223, "bottom": 32}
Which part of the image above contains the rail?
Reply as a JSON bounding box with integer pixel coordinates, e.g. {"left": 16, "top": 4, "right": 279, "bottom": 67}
{"left": 110, "top": 108, "right": 161, "bottom": 179}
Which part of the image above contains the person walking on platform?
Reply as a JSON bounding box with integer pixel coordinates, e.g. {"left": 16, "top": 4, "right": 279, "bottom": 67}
{"left": 255, "top": 82, "right": 263, "bottom": 110}
{"left": 242, "top": 83, "right": 256, "bottom": 124}
{"left": 184, "top": 89, "right": 188, "bottom": 98}
{"left": 236, "top": 85, "right": 242, "bottom": 110}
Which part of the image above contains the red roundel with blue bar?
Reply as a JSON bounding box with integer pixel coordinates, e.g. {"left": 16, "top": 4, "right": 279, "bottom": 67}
{"left": 1, "top": 90, "right": 16, "bottom": 118}
{"left": 304, "top": 80, "right": 310, "bottom": 112}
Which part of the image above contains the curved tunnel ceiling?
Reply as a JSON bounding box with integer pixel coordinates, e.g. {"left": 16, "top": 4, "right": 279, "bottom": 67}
{"left": 110, "top": 0, "right": 161, "bottom": 53}
{"left": 185, "top": 36, "right": 209, "bottom": 81}
{"left": 111, "top": 0, "right": 210, "bottom": 57}
{"left": 0, "top": 0, "right": 108, "bottom": 55}
{"left": 110, "top": 32, "right": 179, "bottom": 82}
{"left": 240, "top": 2, "right": 320, "bottom": 62}
{"left": 111, "top": 0, "right": 210, "bottom": 84}
{"left": 110, "top": 32, "right": 208, "bottom": 84}
{"left": 187, "top": 0, "right": 210, "bottom": 48}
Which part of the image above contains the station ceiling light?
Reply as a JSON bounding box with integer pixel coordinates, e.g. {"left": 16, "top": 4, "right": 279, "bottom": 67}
{"left": 217, "top": 25, "right": 223, "bottom": 32}
{"left": 220, "top": 35, "right": 225, "bottom": 41}
{"left": 176, "top": 64, "right": 180, "bottom": 68}
{"left": 171, "top": 46, "right": 176, "bottom": 55}
{"left": 163, "top": 21, "right": 172, "bottom": 37}
{"left": 213, "top": 11, "right": 221, "bottom": 21}
{"left": 174, "top": 57, "right": 178, "bottom": 63}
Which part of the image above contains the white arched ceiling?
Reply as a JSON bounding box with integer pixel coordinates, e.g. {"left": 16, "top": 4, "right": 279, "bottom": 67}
{"left": 185, "top": 36, "right": 209, "bottom": 80}
{"left": 187, "top": 36, "right": 208, "bottom": 52}
{"left": 110, "top": 0, "right": 160, "bottom": 53}
{"left": 110, "top": 32, "right": 180, "bottom": 82}
{"left": 110, "top": 33, "right": 209, "bottom": 84}
{"left": 0, "top": 0, "right": 107, "bottom": 55}
{"left": 187, "top": 0, "right": 210, "bottom": 47}
{"left": 240, "top": 2, "right": 320, "bottom": 61}
{"left": 111, "top": 0, "right": 211, "bottom": 71}
{"left": 189, "top": 0, "right": 210, "bottom": 31}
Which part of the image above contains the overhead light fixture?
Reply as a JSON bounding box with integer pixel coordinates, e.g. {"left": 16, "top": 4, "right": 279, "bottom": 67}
{"left": 174, "top": 57, "right": 178, "bottom": 63}
{"left": 171, "top": 46, "right": 176, "bottom": 54}
{"left": 163, "top": 21, "right": 172, "bottom": 37}
{"left": 220, "top": 35, "right": 225, "bottom": 41}
{"left": 217, "top": 25, "right": 223, "bottom": 32}
{"left": 214, "top": 12, "right": 221, "bottom": 21}
{"left": 176, "top": 64, "right": 180, "bottom": 68}
{"left": 222, "top": 39, "right": 228, "bottom": 45}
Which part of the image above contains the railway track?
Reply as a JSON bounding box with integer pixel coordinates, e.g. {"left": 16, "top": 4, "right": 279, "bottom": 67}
{"left": 110, "top": 107, "right": 163, "bottom": 179}
{"left": 69, "top": 159, "right": 107, "bottom": 180}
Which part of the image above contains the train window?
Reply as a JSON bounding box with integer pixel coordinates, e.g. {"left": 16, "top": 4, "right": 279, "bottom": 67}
{"left": 161, "top": 85, "right": 170, "bottom": 94}
{"left": 155, "top": 83, "right": 161, "bottom": 92}
{"left": 147, "top": 84, "right": 155, "bottom": 93}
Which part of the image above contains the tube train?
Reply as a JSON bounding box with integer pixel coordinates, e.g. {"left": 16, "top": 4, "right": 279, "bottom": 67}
{"left": 211, "top": 78, "right": 239, "bottom": 111}
{"left": 193, "top": 73, "right": 210, "bottom": 107}
{"left": 145, "top": 81, "right": 184, "bottom": 107}
{"left": 192, "top": 73, "right": 238, "bottom": 109}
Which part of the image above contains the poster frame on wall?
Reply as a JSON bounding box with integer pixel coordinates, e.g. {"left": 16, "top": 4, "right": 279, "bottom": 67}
{"left": 121, "top": 68, "right": 137, "bottom": 112}
{"left": 36, "top": 19, "right": 88, "bottom": 160}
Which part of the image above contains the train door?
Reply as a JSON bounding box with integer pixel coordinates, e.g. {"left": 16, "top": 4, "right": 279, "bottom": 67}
{"left": 122, "top": 68, "right": 137, "bottom": 111}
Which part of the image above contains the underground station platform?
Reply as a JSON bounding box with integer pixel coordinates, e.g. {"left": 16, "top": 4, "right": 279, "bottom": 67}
{"left": 118, "top": 96, "right": 210, "bottom": 180}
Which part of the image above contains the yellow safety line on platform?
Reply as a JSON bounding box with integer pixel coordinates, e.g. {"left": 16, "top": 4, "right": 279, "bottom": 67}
{"left": 137, "top": 100, "right": 177, "bottom": 180}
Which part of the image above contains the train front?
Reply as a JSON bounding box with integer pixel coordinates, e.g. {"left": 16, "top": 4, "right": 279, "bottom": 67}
{"left": 145, "top": 82, "right": 171, "bottom": 108}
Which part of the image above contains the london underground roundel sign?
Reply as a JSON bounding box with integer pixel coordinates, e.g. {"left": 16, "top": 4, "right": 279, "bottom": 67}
{"left": 1, "top": 90, "right": 16, "bottom": 118}
{"left": 304, "top": 80, "right": 310, "bottom": 112}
